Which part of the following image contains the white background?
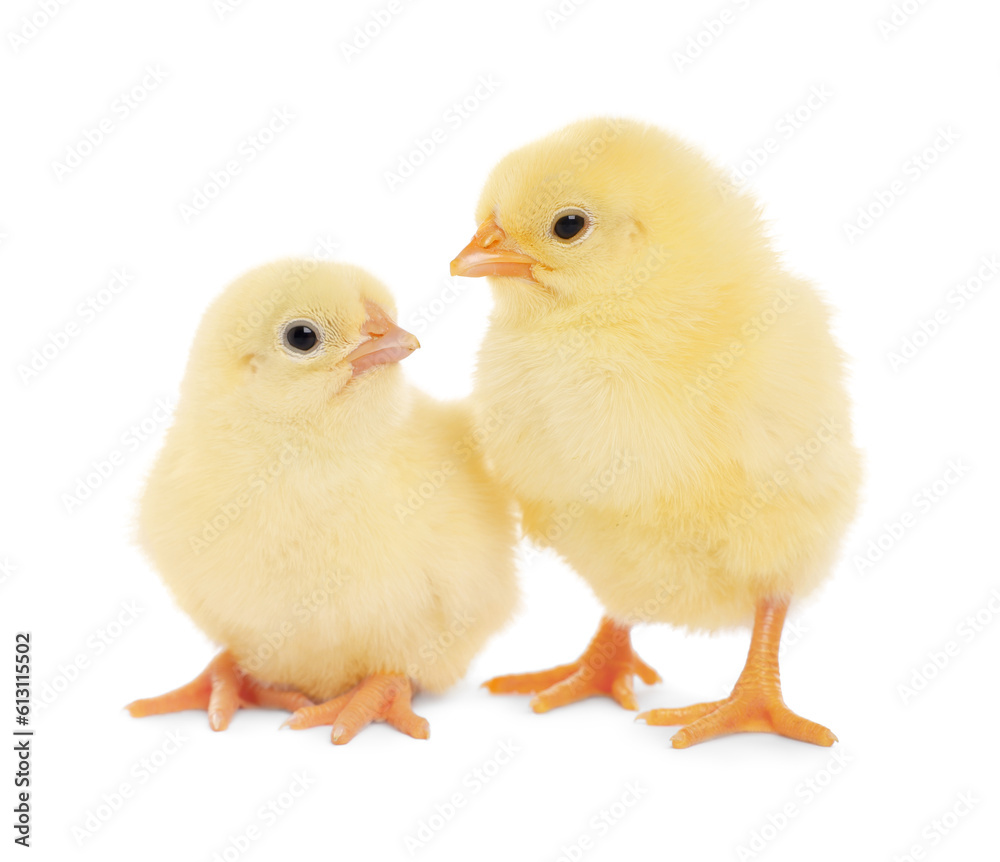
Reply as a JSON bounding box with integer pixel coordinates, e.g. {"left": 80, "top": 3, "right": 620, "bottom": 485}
{"left": 2, "top": 0, "right": 998, "bottom": 859}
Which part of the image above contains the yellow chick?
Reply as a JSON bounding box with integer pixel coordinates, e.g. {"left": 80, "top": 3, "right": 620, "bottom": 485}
{"left": 450, "top": 118, "right": 861, "bottom": 748}
{"left": 127, "top": 260, "right": 517, "bottom": 744}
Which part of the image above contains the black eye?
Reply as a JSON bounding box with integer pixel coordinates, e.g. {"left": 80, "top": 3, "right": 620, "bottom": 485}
{"left": 552, "top": 209, "right": 590, "bottom": 241}
{"left": 282, "top": 319, "right": 322, "bottom": 355}
{"left": 287, "top": 326, "right": 316, "bottom": 351}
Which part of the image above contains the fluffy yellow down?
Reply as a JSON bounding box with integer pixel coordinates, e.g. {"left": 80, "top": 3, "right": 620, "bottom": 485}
{"left": 139, "top": 260, "right": 518, "bottom": 700}
{"left": 471, "top": 118, "right": 862, "bottom": 631}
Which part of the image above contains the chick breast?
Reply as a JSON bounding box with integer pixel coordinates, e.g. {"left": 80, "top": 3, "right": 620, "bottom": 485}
{"left": 475, "top": 273, "right": 860, "bottom": 632}
{"left": 139, "top": 393, "right": 518, "bottom": 701}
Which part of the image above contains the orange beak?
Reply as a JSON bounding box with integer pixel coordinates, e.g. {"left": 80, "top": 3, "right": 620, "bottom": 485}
{"left": 450, "top": 218, "right": 540, "bottom": 282}
{"left": 345, "top": 301, "right": 420, "bottom": 377}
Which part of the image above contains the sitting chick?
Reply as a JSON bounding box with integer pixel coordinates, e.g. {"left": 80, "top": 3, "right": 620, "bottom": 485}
{"left": 127, "top": 260, "right": 517, "bottom": 744}
{"left": 451, "top": 118, "right": 861, "bottom": 748}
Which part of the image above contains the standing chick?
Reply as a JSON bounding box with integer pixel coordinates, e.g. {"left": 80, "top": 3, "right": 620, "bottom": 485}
{"left": 450, "top": 118, "right": 861, "bottom": 748}
{"left": 127, "top": 260, "right": 517, "bottom": 744}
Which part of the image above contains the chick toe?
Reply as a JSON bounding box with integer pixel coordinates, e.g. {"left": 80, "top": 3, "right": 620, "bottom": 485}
{"left": 238, "top": 676, "right": 314, "bottom": 713}
{"left": 482, "top": 663, "right": 580, "bottom": 695}
{"left": 126, "top": 650, "right": 313, "bottom": 732}
{"left": 643, "top": 695, "right": 837, "bottom": 750}
{"left": 284, "top": 674, "right": 429, "bottom": 745}
{"left": 639, "top": 598, "right": 836, "bottom": 748}
{"left": 126, "top": 674, "right": 212, "bottom": 721}
{"left": 483, "top": 617, "right": 659, "bottom": 713}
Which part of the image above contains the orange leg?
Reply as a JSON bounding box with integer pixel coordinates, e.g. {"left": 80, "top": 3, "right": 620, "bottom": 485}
{"left": 126, "top": 651, "right": 313, "bottom": 731}
{"left": 638, "top": 597, "right": 836, "bottom": 748}
{"left": 282, "top": 674, "right": 429, "bottom": 745}
{"left": 483, "top": 617, "right": 661, "bottom": 712}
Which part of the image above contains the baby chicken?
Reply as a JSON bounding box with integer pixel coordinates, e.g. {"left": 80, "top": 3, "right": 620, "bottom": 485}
{"left": 451, "top": 118, "right": 861, "bottom": 748}
{"left": 127, "top": 260, "right": 517, "bottom": 743}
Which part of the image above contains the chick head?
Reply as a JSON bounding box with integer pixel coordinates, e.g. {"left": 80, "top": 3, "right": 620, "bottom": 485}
{"left": 185, "top": 260, "right": 419, "bottom": 424}
{"left": 451, "top": 117, "right": 764, "bottom": 321}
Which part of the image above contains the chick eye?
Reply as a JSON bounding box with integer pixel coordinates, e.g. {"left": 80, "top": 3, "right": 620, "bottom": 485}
{"left": 551, "top": 208, "right": 590, "bottom": 242}
{"left": 281, "top": 319, "right": 323, "bottom": 356}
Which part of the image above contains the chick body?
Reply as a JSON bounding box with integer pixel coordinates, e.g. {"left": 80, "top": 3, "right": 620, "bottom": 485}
{"left": 467, "top": 118, "right": 861, "bottom": 632}
{"left": 477, "top": 276, "right": 858, "bottom": 631}
{"left": 139, "top": 261, "right": 517, "bottom": 702}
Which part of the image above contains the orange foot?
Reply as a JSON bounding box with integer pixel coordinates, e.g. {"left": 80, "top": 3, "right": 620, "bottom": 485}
{"left": 638, "top": 597, "right": 837, "bottom": 748}
{"left": 282, "top": 674, "right": 429, "bottom": 745}
{"left": 483, "top": 617, "right": 661, "bottom": 712}
{"left": 126, "top": 651, "right": 313, "bottom": 731}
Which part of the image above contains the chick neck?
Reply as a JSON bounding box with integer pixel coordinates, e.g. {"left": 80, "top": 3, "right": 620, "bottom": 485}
{"left": 190, "top": 367, "right": 415, "bottom": 482}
